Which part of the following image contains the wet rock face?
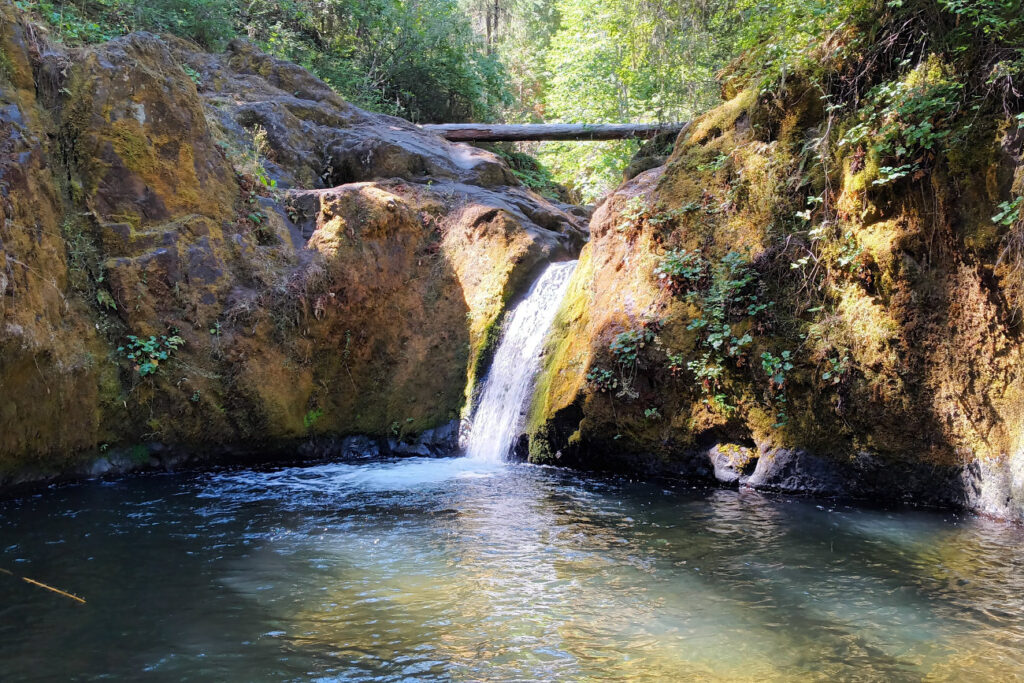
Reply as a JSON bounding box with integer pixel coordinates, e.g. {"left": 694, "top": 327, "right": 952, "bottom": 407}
{"left": 0, "top": 5, "right": 586, "bottom": 484}
{"left": 527, "top": 66, "right": 1024, "bottom": 517}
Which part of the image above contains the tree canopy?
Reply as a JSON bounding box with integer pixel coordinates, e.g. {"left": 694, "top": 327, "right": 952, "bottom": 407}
{"left": 15, "top": 0, "right": 1024, "bottom": 200}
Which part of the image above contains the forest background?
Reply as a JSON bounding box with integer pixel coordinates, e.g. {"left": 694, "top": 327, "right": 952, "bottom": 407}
{"left": 14, "top": 0, "right": 1020, "bottom": 200}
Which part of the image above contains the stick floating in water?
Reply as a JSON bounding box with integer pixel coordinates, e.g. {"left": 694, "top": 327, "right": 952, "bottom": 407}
{"left": 0, "top": 567, "right": 87, "bottom": 605}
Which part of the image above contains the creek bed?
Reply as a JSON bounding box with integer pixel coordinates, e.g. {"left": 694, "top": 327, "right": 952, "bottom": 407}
{"left": 2, "top": 456, "right": 1023, "bottom": 680}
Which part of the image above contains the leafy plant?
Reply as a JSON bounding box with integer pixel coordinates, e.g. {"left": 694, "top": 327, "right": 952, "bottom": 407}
{"left": 836, "top": 231, "right": 863, "bottom": 271}
{"left": 117, "top": 334, "right": 185, "bottom": 377}
{"left": 760, "top": 350, "right": 794, "bottom": 427}
{"left": 304, "top": 408, "right": 324, "bottom": 429}
{"left": 181, "top": 64, "right": 202, "bottom": 86}
{"left": 610, "top": 327, "right": 656, "bottom": 367}
{"left": 822, "top": 353, "right": 850, "bottom": 385}
{"left": 654, "top": 248, "right": 705, "bottom": 294}
{"left": 993, "top": 197, "right": 1023, "bottom": 226}
{"left": 493, "top": 147, "right": 561, "bottom": 199}
{"left": 696, "top": 153, "right": 728, "bottom": 172}
{"left": 648, "top": 205, "right": 700, "bottom": 229}
{"left": 760, "top": 350, "right": 794, "bottom": 388}
{"left": 586, "top": 366, "right": 619, "bottom": 393}
{"left": 687, "top": 350, "right": 727, "bottom": 395}
{"left": 616, "top": 196, "right": 648, "bottom": 231}
{"left": 839, "top": 57, "right": 963, "bottom": 187}
{"left": 666, "top": 351, "right": 687, "bottom": 377}
{"left": 656, "top": 249, "right": 788, "bottom": 414}
{"left": 96, "top": 289, "right": 117, "bottom": 311}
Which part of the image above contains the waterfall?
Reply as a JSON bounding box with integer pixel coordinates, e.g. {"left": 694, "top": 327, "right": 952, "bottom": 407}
{"left": 465, "top": 260, "right": 578, "bottom": 462}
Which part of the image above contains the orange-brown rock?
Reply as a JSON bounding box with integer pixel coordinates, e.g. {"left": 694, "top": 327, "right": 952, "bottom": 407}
{"left": 0, "top": 5, "right": 584, "bottom": 484}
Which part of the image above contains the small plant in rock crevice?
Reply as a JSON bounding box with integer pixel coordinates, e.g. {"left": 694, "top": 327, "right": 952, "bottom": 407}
{"left": 117, "top": 334, "right": 185, "bottom": 377}
{"left": 607, "top": 321, "right": 660, "bottom": 400}
{"left": 586, "top": 366, "right": 619, "bottom": 394}
{"left": 181, "top": 63, "right": 202, "bottom": 86}
{"left": 304, "top": 408, "right": 324, "bottom": 430}
{"left": 616, "top": 196, "right": 649, "bottom": 232}
{"left": 696, "top": 153, "right": 729, "bottom": 173}
{"left": 610, "top": 327, "right": 656, "bottom": 366}
{"left": 760, "top": 350, "right": 794, "bottom": 427}
{"left": 666, "top": 351, "right": 687, "bottom": 377}
{"left": 993, "top": 197, "right": 1023, "bottom": 227}
{"left": 654, "top": 248, "right": 706, "bottom": 294}
{"left": 822, "top": 352, "right": 850, "bottom": 386}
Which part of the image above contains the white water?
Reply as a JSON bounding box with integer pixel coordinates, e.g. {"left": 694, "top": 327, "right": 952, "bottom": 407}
{"left": 465, "top": 260, "right": 578, "bottom": 462}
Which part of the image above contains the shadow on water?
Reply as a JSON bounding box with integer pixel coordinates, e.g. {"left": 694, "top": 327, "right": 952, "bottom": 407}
{"left": 1, "top": 457, "right": 1024, "bottom": 680}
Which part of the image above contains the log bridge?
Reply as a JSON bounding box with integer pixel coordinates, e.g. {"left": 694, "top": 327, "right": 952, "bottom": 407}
{"left": 421, "top": 122, "right": 688, "bottom": 142}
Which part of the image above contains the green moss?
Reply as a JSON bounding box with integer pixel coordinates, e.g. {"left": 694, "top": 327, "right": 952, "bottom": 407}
{"left": 527, "top": 248, "right": 593, "bottom": 437}
{"left": 0, "top": 45, "right": 15, "bottom": 84}
{"left": 465, "top": 311, "right": 504, "bottom": 411}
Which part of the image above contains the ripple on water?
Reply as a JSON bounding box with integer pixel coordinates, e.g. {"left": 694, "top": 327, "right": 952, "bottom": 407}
{"left": 1, "top": 456, "right": 1024, "bottom": 680}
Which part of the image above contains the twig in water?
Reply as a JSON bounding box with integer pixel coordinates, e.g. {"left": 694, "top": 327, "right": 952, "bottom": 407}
{"left": 0, "top": 567, "right": 87, "bottom": 605}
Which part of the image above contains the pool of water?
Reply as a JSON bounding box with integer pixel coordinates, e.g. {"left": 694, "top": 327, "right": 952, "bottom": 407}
{"left": 2, "top": 456, "right": 1023, "bottom": 681}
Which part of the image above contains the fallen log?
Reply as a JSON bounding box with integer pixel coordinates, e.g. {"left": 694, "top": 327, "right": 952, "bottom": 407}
{"left": 421, "top": 122, "right": 688, "bottom": 142}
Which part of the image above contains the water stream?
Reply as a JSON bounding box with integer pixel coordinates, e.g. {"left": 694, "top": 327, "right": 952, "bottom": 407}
{"left": 464, "top": 260, "right": 577, "bottom": 462}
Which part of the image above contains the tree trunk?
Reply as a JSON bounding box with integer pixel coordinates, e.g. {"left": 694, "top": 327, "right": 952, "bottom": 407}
{"left": 421, "top": 122, "right": 689, "bottom": 142}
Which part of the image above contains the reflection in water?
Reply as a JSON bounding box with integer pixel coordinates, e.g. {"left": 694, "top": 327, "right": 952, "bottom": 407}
{"left": 2, "top": 457, "right": 1024, "bottom": 681}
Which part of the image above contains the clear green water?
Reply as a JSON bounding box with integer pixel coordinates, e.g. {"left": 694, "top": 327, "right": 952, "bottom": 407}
{"left": 2, "top": 456, "right": 1023, "bottom": 681}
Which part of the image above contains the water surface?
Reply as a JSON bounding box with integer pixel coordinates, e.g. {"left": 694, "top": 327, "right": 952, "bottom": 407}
{"left": 2, "top": 457, "right": 1023, "bottom": 681}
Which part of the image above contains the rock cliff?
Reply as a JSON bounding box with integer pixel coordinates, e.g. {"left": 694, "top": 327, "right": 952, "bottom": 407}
{"left": 528, "top": 49, "right": 1024, "bottom": 519}
{"left": 0, "top": 5, "right": 584, "bottom": 483}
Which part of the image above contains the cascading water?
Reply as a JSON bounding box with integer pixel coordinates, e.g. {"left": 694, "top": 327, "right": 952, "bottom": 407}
{"left": 465, "top": 260, "right": 578, "bottom": 462}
